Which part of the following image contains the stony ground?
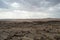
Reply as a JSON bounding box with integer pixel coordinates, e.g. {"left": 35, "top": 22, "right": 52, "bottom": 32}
{"left": 0, "top": 20, "right": 60, "bottom": 40}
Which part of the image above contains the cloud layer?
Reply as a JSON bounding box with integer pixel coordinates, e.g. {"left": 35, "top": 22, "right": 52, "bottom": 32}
{"left": 0, "top": 0, "right": 60, "bottom": 19}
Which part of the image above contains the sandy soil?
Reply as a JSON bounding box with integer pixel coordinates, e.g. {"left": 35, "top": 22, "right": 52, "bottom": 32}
{"left": 0, "top": 19, "right": 60, "bottom": 40}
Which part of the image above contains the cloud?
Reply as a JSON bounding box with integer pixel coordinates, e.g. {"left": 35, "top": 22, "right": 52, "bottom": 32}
{"left": 0, "top": 0, "right": 60, "bottom": 11}
{"left": 0, "top": 0, "right": 60, "bottom": 19}
{"left": 0, "top": 0, "right": 9, "bottom": 9}
{"left": 0, "top": 9, "right": 50, "bottom": 19}
{"left": 10, "top": 2, "right": 20, "bottom": 9}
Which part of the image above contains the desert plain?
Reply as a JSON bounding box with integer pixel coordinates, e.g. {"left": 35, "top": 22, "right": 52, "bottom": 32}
{"left": 0, "top": 19, "right": 60, "bottom": 40}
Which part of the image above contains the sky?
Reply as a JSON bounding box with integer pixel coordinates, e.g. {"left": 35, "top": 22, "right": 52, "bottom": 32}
{"left": 0, "top": 0, "right": 60, "bottom": 19}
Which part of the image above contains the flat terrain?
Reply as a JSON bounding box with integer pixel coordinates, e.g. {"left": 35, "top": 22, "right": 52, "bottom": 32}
{"left": 0, "top": 19, "right": 60, "bottom": 40}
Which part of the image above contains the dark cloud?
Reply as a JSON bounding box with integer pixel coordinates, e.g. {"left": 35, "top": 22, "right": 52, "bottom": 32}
{"left": 0, "top": 0, "right": 60, "bottom": 10}
{"left": 0, "top": 0, "right": 9, "bottom": 9}
{"left": 46, "top": 0, "right": 60, "bottom": 3}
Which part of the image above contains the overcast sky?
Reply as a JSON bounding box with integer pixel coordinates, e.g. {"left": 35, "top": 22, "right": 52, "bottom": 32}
{"left": 0, "top": 0, "right": 60, "bottom": 19}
